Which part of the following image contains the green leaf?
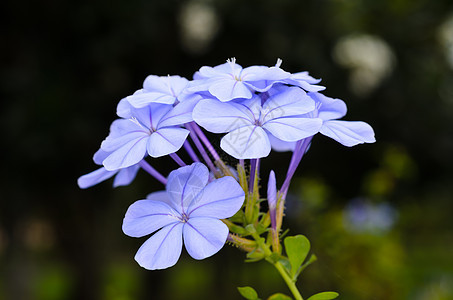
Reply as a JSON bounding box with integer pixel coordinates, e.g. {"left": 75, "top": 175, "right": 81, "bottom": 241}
{"left": 306, "top": 292, "right": 339, "bottom": 300}
{"left": 238, "top": 286, "right": 260, "bottom": 300}
{"left": 284, "top": 235, "right": 310, "bottom": 278}
{"left": 296, "top": 254, "right": 317, "bottom": 278}
{"left": 267, "top": 293, "right": 292, "bottom": 300}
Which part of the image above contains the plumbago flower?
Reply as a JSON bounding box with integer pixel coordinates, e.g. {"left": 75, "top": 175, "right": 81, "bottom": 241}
{"left": 77, "top": 149, "right": 140, "bottom": 189}
{"left": 122, "top": 163, "right": 245, "bottom": 269}
{"left": 193, "top": 86, "right": 323, "bottom": 158}
{"left": 79, "top": 58, "right": 375, "bottom": 300}
{"left": 100, "top": 100, "right": 195, "bottom": 171}
{"left": 189, "top": 58, "right": 323, "bottom": 102}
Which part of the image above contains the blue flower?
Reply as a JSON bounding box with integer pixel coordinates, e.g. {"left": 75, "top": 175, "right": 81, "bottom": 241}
{"left": 77, "top": 149, "right": 140, "bottom": 189}
{"left": 193, "top": 86, "right": 323, "bottom": 158}
{"left": 310, "top": 92, "right": 376, "bottom": 146}
{"left": 122, "top": 163, "right": 245, "bottom": 270}
{"left": 100, "top": 100, "right": 196, "bottom": 171}
{"left": 189, "top": 58, "right": 291, "bottom": 102}
{"left": 267, "top": 91, "right": 376, "bottom": 151}
{"left": 124, "top": 75, "right": 189, "bottom": 108}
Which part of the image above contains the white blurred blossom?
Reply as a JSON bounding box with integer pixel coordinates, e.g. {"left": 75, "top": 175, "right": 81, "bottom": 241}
{"left": 333, "top": 34, "right": 396, "bottom": 97}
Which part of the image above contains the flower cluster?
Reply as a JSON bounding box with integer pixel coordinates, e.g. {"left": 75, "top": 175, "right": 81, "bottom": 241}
{"left": 78, "top": 58, "right": 375, "bottom": 289}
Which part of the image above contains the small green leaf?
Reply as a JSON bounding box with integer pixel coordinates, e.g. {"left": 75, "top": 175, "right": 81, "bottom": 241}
{"left": 238, "top": 286, "right": 260, "bottom": 300}
{"left": 295, "top": 254, "right": 317, "bottom": 278}
{"left": 284, "top": 235, "right": 310, "bottom": 278}
{"left": 267, "top": 292, "right": 292, "bottom": 300}
{"left": 306, "top": 291, "right": 339, "bottom": 300}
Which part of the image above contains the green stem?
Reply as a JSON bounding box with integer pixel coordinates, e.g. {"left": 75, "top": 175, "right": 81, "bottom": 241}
{"left": 250, "top": 231, "right": 304, "bottom": 300}
{"left": 273, "top": 261, "right": 304, "bottom": 300}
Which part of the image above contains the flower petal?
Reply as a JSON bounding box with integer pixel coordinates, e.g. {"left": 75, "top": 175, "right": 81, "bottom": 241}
{"left": 147, "top": 127, "right": 189, "bottom": 157}
{"left": 193, "top": 99, "right": 254, "bottom": 133}
{"left": 268, "top": 133, "right": 296, "bottom": 152}
{"left": 113, "top": 164, "right": 140, "bottom": 187}
{"left": 166, "top": 163, "right": 209, "bottom": 213}
{"left": 309, "top": 92, "right": 347, "bottom": 120}
{"left": 102, "top": 135, "right": 149, "bottom": 170}
{"left": 262, "top": 87, "right": 316, "bottom": 121}
{"left": 146, "top": 190, "right": 173, "bottom": 206}
{"left": 220, "top": 125, "right": 271, "bottom": 159}
{"left": 134, "top": 223, "right": 184, "bottom": 270}
{"left": 188, "top": 176, "right": 245, "bottom": 219}
{"left": 158, "top": 97, "right": 199, "bottom": 128}
{"left": 263, "top": 117, "right": 322, "bottom": 142}
{"left": 208, "top": 79, "right": 253, "bottom": 102}
{"left": 77, "top": 167, "right": 117, "bottom": 189}
{"left": 320, "top": 120, "right": 376, "bottom": 146}
{"left": 183, "top": 217, "right": 228, "bottom": 260}
{"left": 122, "top": 199, "right": 180, "bottom": 238}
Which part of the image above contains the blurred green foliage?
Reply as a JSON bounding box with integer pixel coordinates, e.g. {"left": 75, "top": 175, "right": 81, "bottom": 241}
{"left": 1, "top": 0, "right": 452, "bottom": 299}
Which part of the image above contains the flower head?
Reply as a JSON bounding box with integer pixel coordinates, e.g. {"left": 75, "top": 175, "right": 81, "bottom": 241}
{"left": 122, "top": 163, "right": 245, "bottom": 269}
{"left": 193, "top": 86, "right": 323, "bottom": 158}
{"left": 100, "top": 100, "right": 196, "bottom": 171}
{"left": 189, "top": 58, "right": 291, "bottom": 102}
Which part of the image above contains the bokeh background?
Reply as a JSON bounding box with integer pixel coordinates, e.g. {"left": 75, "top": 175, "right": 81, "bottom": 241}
{"left": 2, "top": 0, "right": 453, "bottom": 299}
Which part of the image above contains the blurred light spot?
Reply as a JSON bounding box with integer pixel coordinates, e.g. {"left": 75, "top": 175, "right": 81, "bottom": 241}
{"left": 343, "top": 198, "right": 397, "bottom": 234}
{"left": 333, "top": 34, "right": 396, "bottom": 97}
{"left": 179, "top": 1, "right": 220, "bottom": 54}
{"left": 20, "top": 218, "right": 55, "bottom": 251}
{"left": 438, "top": 14, "right": 453, "bottom": 69}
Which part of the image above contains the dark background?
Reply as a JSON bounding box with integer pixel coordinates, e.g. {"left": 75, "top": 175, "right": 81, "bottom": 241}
{"left": 1, "top": 0, "right": 453, "bottom": 299}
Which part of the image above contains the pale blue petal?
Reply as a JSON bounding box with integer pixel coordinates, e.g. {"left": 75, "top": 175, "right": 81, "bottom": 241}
{"left": 134, "top": 223, "right": 184, "bottom": 270}
{"left": 208, "top": 79, "right": 253, "bottom": 102}
{"left": 101, "top": 130, "right": 149, "bottom": 153}
{"left": 113, "top": 164, "right": 140, "bottom": 187}
{"left": 242, "top": 66, "right": 291, "bottom": 92}
{"left": 122, "top": 199, "right": 180, "bottom": 238}
{"left": 147, "top": 128, "right": 189, "bottom": 157}
{"left": 220, "top": 125, "right": 271, "bottom": 159}
{"left": 193, "top": 99, "right": 254, "bottom": 133}
{"left": 188, "top": 176, "right": 245, "bottom": 219}
{"left": 102, "top": 135, "right": 148, "bottom": 170}
{"left": 93, "top": 149, "right": 109, "bottom": 165}
{"left": 117, "top": 97, "right": 133, "bottom": 118}
{"left": 77, "top": 167, "right": 117, "bottom": 189}
{"left": 158, "top": 97, "right": 198, "bottom": 128}
{"left": 233, "top": 95, "right": 262, "bottom": 120}
{"left": 320, "top": 120, "right": 376, "bottom": 146}
{"left": 263, "top": 117, "right": 323, "bottom": 142}
{"left": 183, "top": 217, "right": 228, "bottom": 260}
{"left": 166, "top": 163, "right": 209, "bottom": 214}
{"left": 309, "top": 92, "right": 347, "bottom": 120}
{"left": 262, "top": 87, "right": 316, "bottom": 121}
{"left": 291, "top": 71, "right": 322, "bottom": 84}
{"left": 268, "top": 133, "right": 296, "bottom": 152}
{"left": 146, "top": 191, "right": 173, "bottom": 206}
{"left": 143, "top": 75, "right": 188, "bottom": 97}
{"left": 131, "top": 104, "right": 172, "bottom": 130}
{"left": 127, "top": 91, "right": 176, "bottom": 107}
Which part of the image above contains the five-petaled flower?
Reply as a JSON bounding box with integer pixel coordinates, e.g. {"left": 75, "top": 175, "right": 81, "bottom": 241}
{"left": 193, "top": 86, "right": 323, "bottom": 158}
{"left": 122, "top": 163, "right": 245, "bottom": 270}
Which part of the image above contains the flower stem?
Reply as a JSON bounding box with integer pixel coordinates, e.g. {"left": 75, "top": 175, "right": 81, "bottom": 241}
{"left": 186, "top": 123, "right": 218, "bottom": 175}
{"left": 273, "top": 261, "right": 304, "bottom": 300}
{"left": 183, "top": 140, "right": 200, "bottom": 162}
{"left": 170, "top": 153, "right": 187, "bottom": 167}
{"left": 138, "top": 160, "right": 167, "bottom": 185}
